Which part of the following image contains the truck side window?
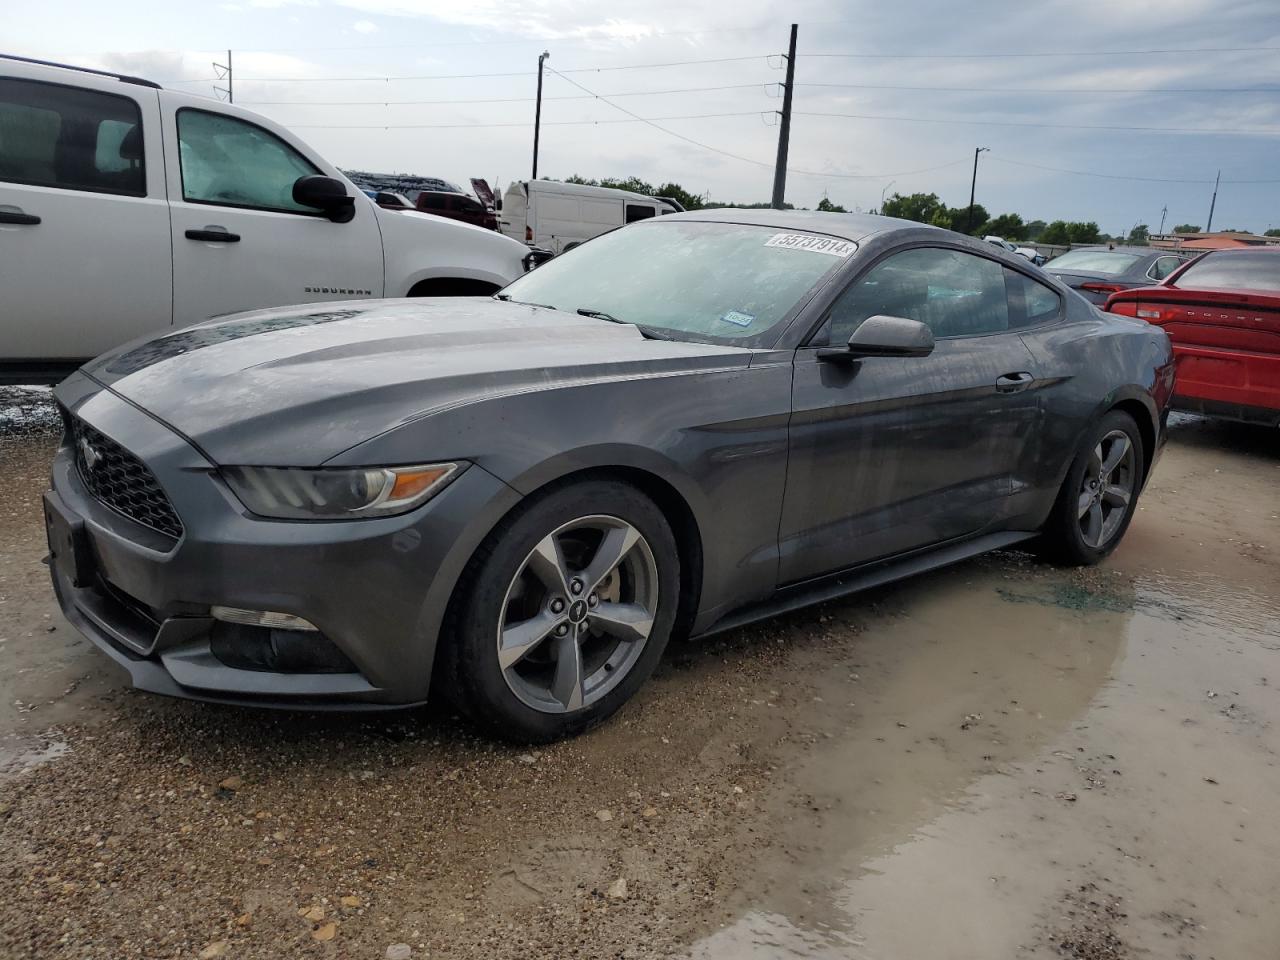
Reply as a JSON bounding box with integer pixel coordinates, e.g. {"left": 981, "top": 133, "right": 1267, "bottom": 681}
{"left": 0, "top": 78, "right": 144, "bottom": 196}
{"left": 625, "top": 204, "right": 657, "bottom": 223}
{"left": 177, "top": 109, "right": 320, "bottom": 214}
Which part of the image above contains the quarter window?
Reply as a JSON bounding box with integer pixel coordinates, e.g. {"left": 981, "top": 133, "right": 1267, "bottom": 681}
{"left": 822, "top": 247, "right": 1010, "bottom": 343}
{"left": 1148, "top": 256, "right": 1181, "bottom": 281}
{"left": 0, "top": 78, "right": 144, "bottom": 196}
{"left": 1004, "top": 267, "right": 1062, "bottom": 328}
{"left": 177, "top": 109, "right": 319, "bottom": 213}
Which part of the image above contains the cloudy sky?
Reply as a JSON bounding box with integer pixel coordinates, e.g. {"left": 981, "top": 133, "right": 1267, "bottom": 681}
{"left": 8, "top": 0, "right": 1280, "bottom": 233}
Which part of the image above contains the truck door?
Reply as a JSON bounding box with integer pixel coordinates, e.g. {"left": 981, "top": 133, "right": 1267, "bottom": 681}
{"left": 162, "top": 96, "right": 383, "bottom": 327}
{"left": 0, "top": 71, "right": 171, "bottom": 363}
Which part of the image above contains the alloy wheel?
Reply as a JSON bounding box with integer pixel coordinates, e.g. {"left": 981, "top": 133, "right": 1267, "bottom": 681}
{"left": 1077, "top": 429, "right": 1137, "bottom": 549}
{"left": 497, "top": 515, "right": 659, "bottom": 714}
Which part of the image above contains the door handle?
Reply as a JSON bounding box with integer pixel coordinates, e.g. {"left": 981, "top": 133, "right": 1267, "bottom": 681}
{"left": 185, "top": 228, "right": 240, "bottom": 243}
{"left": 0, "top": 210, "right": 40, "bottom": 225}
{"left": 995, "top": 372, "right": 1035, "bottom": 393}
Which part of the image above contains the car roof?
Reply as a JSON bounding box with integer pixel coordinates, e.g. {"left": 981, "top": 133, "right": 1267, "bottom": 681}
{"left": 657, "top": 208, "right": 937, "bottom": 242}
{"left": 1061, "top": 245, "right": 1167, "bottom": 258}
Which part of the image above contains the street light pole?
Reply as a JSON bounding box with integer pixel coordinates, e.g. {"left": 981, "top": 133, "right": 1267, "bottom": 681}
{"left": 532, "top": 50, "right": 550, "bottom": 180}
{"left": 966, "top": 147, "right": 989, "bottom": 234}
{"left": 880, "top": 179, "right": 896, "bottom": 212}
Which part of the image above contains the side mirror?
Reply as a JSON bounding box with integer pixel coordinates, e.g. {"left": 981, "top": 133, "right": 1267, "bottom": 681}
{"left": 522, "top": 247, "right": 555, "bottom": 271}
{"left": 817, "top": 314, "right": 935, "bottom": 362}
{"left": 293, "top": 175, "right": 355, "bottom": 223}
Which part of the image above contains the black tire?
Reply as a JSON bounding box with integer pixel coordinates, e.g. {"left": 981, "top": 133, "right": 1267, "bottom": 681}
{"left": 1038, "top": 409, "right": 1145, "bottom": 566}
{"left": 441, "top": 480, "right": 680, "bottom": 743}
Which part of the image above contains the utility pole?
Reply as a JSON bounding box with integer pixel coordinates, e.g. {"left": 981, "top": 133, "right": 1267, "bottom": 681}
{"left": 771, "top": 24, "right": 798, "bottom": 210}
{"left": 213, "top": 50, "right": 233, "bottom": 103}
{"left": 532, "top": 51, "right": 550, "bottom": 180}
{"left": 966, "top": 147, "right": 989, "bottom": 233}
{"left": 1206, "top": 169, "right": 1221, "bottom": 232}
{"left": 1158, "top": 205, "right": 1167, "bottom": 234}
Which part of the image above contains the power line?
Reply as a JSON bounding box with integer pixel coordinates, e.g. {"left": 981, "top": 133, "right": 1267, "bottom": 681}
{"left": 989, "top": 155, "right": 1280, "bottom": 185}
{"left": 289, "top": 111, "right": 769, "bottom": 129}
{"left": 542, "top": 66, "right": 971, "bottom": 181}
{"left": 797, "top": 81, "right": 1280, "bottom": 96}
{"left": 240, "top": 83, "right": 772, "bottom": 106}
{"left": 196, "top": 54, "right": 776, "bottom": 84}
{"left": 796, "top": 110, "right": 1280, "bottom": 136}
{"left": 802, "top": 44, "right": 1280, "bottom": 59}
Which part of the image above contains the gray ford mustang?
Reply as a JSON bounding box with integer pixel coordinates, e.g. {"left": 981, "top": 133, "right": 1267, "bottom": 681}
{"left": 45, "top": 210, "right": 1175, "bottom": 741}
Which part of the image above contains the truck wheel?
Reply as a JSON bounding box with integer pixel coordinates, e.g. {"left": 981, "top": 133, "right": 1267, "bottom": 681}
{"left": 407, "top": 278, "right": 500, "bottom": 297}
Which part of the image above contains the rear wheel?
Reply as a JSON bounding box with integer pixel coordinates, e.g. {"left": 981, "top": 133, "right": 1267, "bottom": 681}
{"left": 442, "top": 480, "right": 679, "bottom": 742}
{"left": 1039, "top": 410, "right": 1144, "bottom": 565}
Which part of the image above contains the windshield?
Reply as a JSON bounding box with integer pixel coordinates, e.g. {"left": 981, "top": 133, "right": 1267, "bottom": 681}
{"left": 1173, "top": 251, "right": 1280, "bottom": 292}
{"left": 499, "top": 220, "right": 855, "bottom": 342}
{"left": 1047, "top": 251, "right": 1144, "bottom": 275}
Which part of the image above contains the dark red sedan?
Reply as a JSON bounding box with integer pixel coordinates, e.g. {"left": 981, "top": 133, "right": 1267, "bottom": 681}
{"left": 1106, "top": 248, "right": 1280, "bottom": 426}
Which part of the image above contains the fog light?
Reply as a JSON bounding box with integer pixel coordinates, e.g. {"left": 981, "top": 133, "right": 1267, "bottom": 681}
{"left": 209, "top": 622, "right": 357, "bottom": 674}
{"left": 210, "top": 605, "right": 318, "bottom": 632}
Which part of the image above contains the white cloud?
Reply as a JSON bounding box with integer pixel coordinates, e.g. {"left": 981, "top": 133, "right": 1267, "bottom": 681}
{"left": 353, "top": 19, "right": 379, "bottom": 33}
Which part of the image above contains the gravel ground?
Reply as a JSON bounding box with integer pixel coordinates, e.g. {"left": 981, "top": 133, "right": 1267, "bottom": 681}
{"left": 0, "top": 409, "right": 1276, "bottom": 959}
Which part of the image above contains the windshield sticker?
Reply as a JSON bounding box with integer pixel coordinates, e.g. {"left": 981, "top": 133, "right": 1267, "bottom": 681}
{"left": 764, "top": 233, "right": 856, "bottom": 257}
{"left": 720, "top": 310, "right": 756, "bottom": 327}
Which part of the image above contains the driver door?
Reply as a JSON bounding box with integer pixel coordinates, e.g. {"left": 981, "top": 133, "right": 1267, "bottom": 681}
{"left": 779, "top": 245, "right": 1043, "bottom": 584}
{"left": 162, "top": 96, "right": 382, "bottom": 326}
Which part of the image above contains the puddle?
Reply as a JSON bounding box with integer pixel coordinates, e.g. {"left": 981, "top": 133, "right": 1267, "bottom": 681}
{"left": 0, "top": 737, "right": 69, "bottom": 782}
{"left": 688, "top": 553, "right": 1280, "bottom": 960}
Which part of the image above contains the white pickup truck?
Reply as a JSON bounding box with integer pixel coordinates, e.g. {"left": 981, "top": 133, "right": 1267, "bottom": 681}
{"left": 0, "top": 55, "right": 533, "bottom": 384}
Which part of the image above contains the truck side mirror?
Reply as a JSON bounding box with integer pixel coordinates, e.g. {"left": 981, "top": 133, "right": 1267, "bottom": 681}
{"left": 293, "top": 175, "right": 355, "bottom": 223}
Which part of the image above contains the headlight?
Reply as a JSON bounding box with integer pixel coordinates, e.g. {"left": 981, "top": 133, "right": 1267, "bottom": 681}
{"left": 221, "top": 463, "right": 458, "bottom": 520}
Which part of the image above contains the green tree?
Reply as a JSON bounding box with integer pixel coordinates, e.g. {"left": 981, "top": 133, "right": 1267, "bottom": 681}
{"left": 1040, "top": 220, "right": 1071, "bottom": 245}
{"left": 1266, "top": 228, "right": 1280, "bottom": 237}
{"left": 1127, "top": 224, "right": 1150, "bottom": 244}
{"left": 982, "top": 213, "right": 1027, "bottom": 241}
{"left": 882, "top": 191, "right": 948, "bottom": 225}
{"left": 1025, "top": 219, "right": 1047, "bottom": 241}
{"left": 816, "top": 196, "right": 847, "bottom": 213}
{"left": 1173, "top": 223, "right": 1201, "bottom": 234}
{"left": 1067, "top": 221, "right": 1101, "bottom": 244}
{"left": 654, "top": 182, "right": 706, "bottom": 210}
{"left": 947, "top": 203, "right": 988, "bottom": 235}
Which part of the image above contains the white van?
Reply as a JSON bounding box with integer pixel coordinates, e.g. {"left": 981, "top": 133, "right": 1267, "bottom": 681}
{"left": 0, "top": 55, "right": 533, "bottom": 384}
{"left": 500, "top": 180, "right": 682, "bottom": 254}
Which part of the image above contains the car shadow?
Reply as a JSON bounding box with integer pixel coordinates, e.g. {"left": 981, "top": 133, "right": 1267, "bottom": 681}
{"left": 1166, "top": 412, "right": 1278, "bottom": 462}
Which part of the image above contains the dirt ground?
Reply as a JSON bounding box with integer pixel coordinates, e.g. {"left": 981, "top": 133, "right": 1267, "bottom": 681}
{"left": 0, "top": 409, "right": 1276, "bottom": 960}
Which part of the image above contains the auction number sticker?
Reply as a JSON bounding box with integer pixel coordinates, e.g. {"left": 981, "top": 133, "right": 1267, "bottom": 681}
{"left": 764, "top": 233, "right": 856, "bottom": 257}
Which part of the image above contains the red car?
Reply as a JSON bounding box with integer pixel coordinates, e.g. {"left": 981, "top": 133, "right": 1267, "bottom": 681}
{"left": 414, "top": 190, "right": 498, "bottom": 231}
{"left": 1105, "top": 248, "right": 1280, "bottom": 426}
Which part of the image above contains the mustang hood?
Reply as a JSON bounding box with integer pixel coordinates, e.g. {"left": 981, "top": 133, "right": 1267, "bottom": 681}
{"left": 82, "top": 299, "right": 753, "bottom": 466}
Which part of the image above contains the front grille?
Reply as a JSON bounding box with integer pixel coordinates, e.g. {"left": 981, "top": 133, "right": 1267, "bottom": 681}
{"left": 71, "top": 418, "right": 184, "bottom": 540}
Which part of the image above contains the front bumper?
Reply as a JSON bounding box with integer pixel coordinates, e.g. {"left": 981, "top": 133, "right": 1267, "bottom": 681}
{"left": 46, "top": 373, "right": 520, "bottom": 709}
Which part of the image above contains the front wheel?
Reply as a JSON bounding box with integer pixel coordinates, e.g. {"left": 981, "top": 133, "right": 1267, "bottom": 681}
{"left": 442, "top": 480, "right": 679, "bottom": 742}
{"left": 1038, "top": 410, "right": 1144, "bottom": 565}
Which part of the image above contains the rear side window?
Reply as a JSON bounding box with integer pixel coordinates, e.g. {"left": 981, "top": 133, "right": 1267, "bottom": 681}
{"left": 0, "top": 78, "right": 144, "bottom": 196}
{"left": 626, "top": 203, "right": 657, "bottom": 223}
{"left": 1004, "top": 268, "right": 1062, "bottom": 328}
{"left": 177, "top": 109, "right": 319, "bottom": 214}
{"left": 1173, "top": 251, "right": 1280, "bottom": 292}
